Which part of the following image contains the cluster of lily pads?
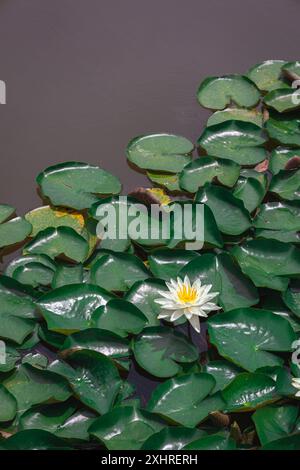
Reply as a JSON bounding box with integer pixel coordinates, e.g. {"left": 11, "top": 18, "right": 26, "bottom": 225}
{"left": 0, "top": 59, "right": 300, "bottom": 451}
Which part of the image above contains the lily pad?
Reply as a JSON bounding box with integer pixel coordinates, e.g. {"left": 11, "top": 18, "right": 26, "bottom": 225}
{"left": 37, "top": 162, "right": 121, "bottom": 210}
{"left": 3, "top": 363, "right": 71, "bottom": 414}
{"left": 282, "top": 61, "right": 300, "bottom": 81}
{"left": 269, "top": 147, "right": 300, "bottom": 175}
{"left": 269, "top": 169, "right": 300, "bottom": 200}
{"left": 89, "top": 406, "right": 164, "bottom": 450}
{"left": 266, "top": 111, "right": 300, "bottom": 146}
{"left": 49, "top": 350, "right": 122, "bottom": 415}
{"left": 124, "top": 278, "right": 169, "bottom": 326}
{"left": 0, "top": 217, "right": 32, "bottom": 249}
{"left": 197, "top": 75, "right": 260, "bottom": 110}
{"left": 0, "top": 204, "right": 15, "bottom": 223}
{"left": 126, "top": 134, "right": 193, "bottom": 172}
{"left": 253, "top": 404, "right": 299, "bottom": 446}
{"left": 37, "top": 283, "right": 114, "bottom": 333}
{"left": 146, "top": 171, "right": 181, "bottom": 192}
{"left": 222, "top": 373, "right": 279, "bottom": 412}
{"left": 0, "top": 385, "right": 17, "bottom": 421}
{"left": 147, "top": 373, "right": 225, "bottom": 426}
{"left": 282, "top": 280, "right": 300, "bottom": 318}
{"left": 196, "top": 184, "right": 251, "bottom": 235}
{"left": 264, "top": 89, "right": 300, "bottom": 113}
{"left": 183, "top": 433, "right": 236, "bottom": 450}
{"left": 25, "top": 205, "right": 86, "bottom": 237}
{"left": 60, "top": 328, "right": 130, "bottom": 359}
{"left": 141, "top": 427, "right": 205, "bottom": 450}
{"left": 179, "top": 156, "right": 240, "bottom": 192}
{"left": 180, "top": 252, "right": 258, "bottom": 312}
{"left": 197, "top": 121, "right": 267, "bottom": 165}
{"left": 24, "top": 226, "right": 89, "bottom": 263}
{"left": 52, "top": 263, "right": 84, "bottom": 288}
{"left": 247, "top": 60, "right": 288, "bottom": 91}
{"left": 91, "top": 299, "right": 147, "bottom": 337}
{"left": 231, "top": 239, "right": 300, "bottom": 291}
{"left": 207, "top": 108, "right": 264, "bottom": 128}
{"left": 1, "top": 429, "right": 73, "bottom": 450}
{"left": 208, "top": 308, "right": 296, "bottom": 371}
{"left": 203, "top": 360, "right": 243, "bottom": 394}
{"left": 233, "top": 169, "right": 268, "bottom": 212}
{"left": 90, "top": 252, "right": 150, "bottom": 292}
{"left": 253, "top": 201, "right": 300, "bottom": 231}
{"left": 133, "top": 326, "right": 198, "bottom": 378}
{"left": 148, "top": 249, "right": 200, "bottom": 280}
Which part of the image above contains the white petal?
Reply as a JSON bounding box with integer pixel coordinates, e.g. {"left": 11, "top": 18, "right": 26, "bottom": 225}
{"left": 157, "top": 311, "right": 171, "bottom": 319}
{"left": 201, "top": 302, "right": 221, "bottom": 312}
{"left": 170, "top": 310, "right": 184, "bottom": 321}
{"left": 188, "top": 315, "right": 201, "bottom": 333}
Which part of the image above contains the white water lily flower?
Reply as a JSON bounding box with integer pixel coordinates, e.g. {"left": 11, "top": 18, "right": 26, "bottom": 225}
{"left": 292, "top": 377, "right": 300, "bottom": 397}
{"left": 154, "top": 275, "right": 220, "bottom": 333}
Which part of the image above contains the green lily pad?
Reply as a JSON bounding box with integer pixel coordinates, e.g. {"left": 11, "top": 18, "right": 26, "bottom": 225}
{"left": 180, "top": 252, "right": 258, "bottom": 312}
{"left": 0, "top": 204, "right": 15, "bottom": 223}
{"left": 247, "top": 60, "right": 288, "bottom": 91}
{"left": 203, "top": 360, "right": 243, "bottom": 394}
{"left": 253, "top": 201, "right": 300, "bottom": 231}
{"left": 19, "top": 401, "right": 76, "bottom": 433}
{"left": 3, "top": 363, "right": 71, "bottom": 414}
{"left": 147, "top": 171, "right": 181, "bottom": 192}
{"left": 255, "top": 228, "right": 300, "bottom": 244}
{"left": 5, "top": 254, "right": 56, "bottom": 279}
{"left": 133, "top": 326, "right": 198, "bottom": 378}
{"left": 264, "top": 89, "right": 300, "bottom": 113}
{"left": 91, "top": 299, "right": 147, "bottom": 337}
{"left": 233, "top": 169, "right": 268, "bottom": 212}
{"left": 270, "top": 147, "right": 300, "bottom": 175}
{"left": 269, "top": 169, "right": 300, "bottom": 200}
{"left": 231, "top": 239, "right": 300, "bottom": 291}
{"left": 222, "top": 373, "right": 279, "bottom": 412}
{"left": 282, "top": 61, "right": 300, "bottom": 81}
{"left": 207, "top": 108, "right": 264, "bottom": 128}
{"left": 51, "top": 263, "right": 84, "bottom": 288}
{"left": 253, "top": 404, "right": 299, "bottom": 446}
{"left": 197, "top": 121, "right": 267, "bottom": 165}
{"left": 1, "top": 429, "right": 73, "bottom": 450}
{"left": 148, "top": 249, "right": 200, "bottom": 280}
{"left": 262, "top": 433, "right": 300, "bottom": 450}
{"left": 147, "top": 373, "right": 224, "bottom": 426}
{"left": 0, "top": 385, "right": 17, "bottom": 421}
{"left": 0, "top": 312, "right": 36, "bottom": 345}
{"left": 90, "top": 252, "right": 150, "bottom": 292}
{"left": 60, "top": 328, "right": 130, "bottom": 359}
{"left": 0, "top": 217, "right": 32, "bottom": 249}
{"left": 183, "top": 433, "right": 236, "bottom": 450}
{"left": 179, "top": 156, "right": 240, "bottom": 192}
{"left": 37, "top": 162, "right": 121, "bottom": 210}
{"left": 197, "top": 75, "right": 260, "bottom": 110}
{"left": 0, "top": 275, "right": 37, "bottom": 318}
{"left": 25, "top": 205, "right": 87, "bottom": 237}
{"left": 13, "top": 262, "right": 54, "bottom": 288}
{"left": 167, "top": 201, "right": 223, "bottom": 249}
{"left": 208, "top": 308, "right": 296, "bottom": 371}
{"left": 24, "top": 226, "right": 89, "bottom": 263}
{"left": 55, "top": 409, "right": 97, "bottom": 441}
{"left": 37, "top": 283, "right": 114, "bottom": 333}
{"left": 141, "top": 427, "right": 205, "bottom": 450}
{"left": 266, "top": 111, "right": 300, "bottom": 146}
{"left": 196, "top": 184, "right": 251, "bottom": 235}
{"left": 49, "top": 350, "right": 122, "bottom": 415}
{"left": 126, "top": 134, "right": 193, "bottom": 172}
{"left": 124, "top": 278, "right": 169, "bottom": 326}
{"left": 283, "top": 280, "right": 300, "bottom": 318}
{"left": 0, "top": 343, "right": 20, "bottom": 373}
{"left": 89, "top": 406, "right": 164, "bottom": 450}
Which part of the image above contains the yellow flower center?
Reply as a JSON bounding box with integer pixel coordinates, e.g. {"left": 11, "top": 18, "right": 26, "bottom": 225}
{"left": 177, "top": 285, "right": 197, "bottom": 303}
